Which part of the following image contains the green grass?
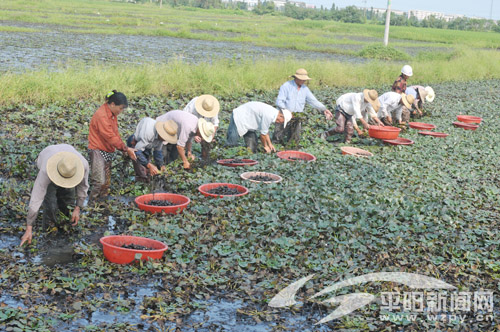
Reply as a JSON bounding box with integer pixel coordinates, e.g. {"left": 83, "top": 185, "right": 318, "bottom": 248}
{"left": 1, "top": 0, "right": 500, "bottom": 51}
{"left": 1, "top": 48, "right": 499, "bottom": 106}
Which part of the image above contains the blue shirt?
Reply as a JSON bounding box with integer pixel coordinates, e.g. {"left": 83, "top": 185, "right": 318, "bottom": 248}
{"left": 276, "top": 80, "right": 326, "bottom": 113}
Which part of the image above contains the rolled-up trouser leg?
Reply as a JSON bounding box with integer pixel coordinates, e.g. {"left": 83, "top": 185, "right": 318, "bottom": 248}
{"left": 272, "top": 122, "right": 285, "bottom": 144}
{"left": 131, "top": 158, "right": 149, "bottom": 182}
{"left": 89, "top": 150, "right": 108, "bottom": 202}
{"left": 345, "top": 117, "right": 354, "bottom": 141}
{"left": 225, "top": 113, "right": 240, "bottom": 147}
{"left": 243, "top": 131, "right": 258, "bottom": 153}
{"left": 163, "top": 143, "right": 179, "bottom": 165}
{"left": 288, "top": 118, "right": 302, "bottom": 143}
{"left": 326, "top": 110, "right": 347, "bottom": 136}
{"left": 201, "top": 140, "right": 210, "bottom": 160}
{"left": 42, "top": 182, "right": 59, "bottom": 229}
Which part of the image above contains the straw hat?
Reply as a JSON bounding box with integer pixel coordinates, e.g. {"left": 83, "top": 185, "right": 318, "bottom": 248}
{"left": 401, "top": 93, "right": 415, "bottom": 109}
{"left": 291, "top": 68, "right": 311, "bottom": 81}
{"left": 416, "top": 87, "right": 428, "bottom": 103}
{"left": 198, "top": 118, "right": 215, "bottom": 143}
{"left": 363, "top": 89, "right": 381, "bottom": 112}
{"left": 155, "top": 120, "right": 178, "bottom": 144}
{"left": 281, "top": 108, "right": 292, "bottom": 128}
{"left": 424, "top": 86, "right": 435, "bottom": 102}
{"left": 46, "top": 152, "right": 85, "bottom": 188}
{"left": 195, "top": 95, "right": 220, "bottom": 118}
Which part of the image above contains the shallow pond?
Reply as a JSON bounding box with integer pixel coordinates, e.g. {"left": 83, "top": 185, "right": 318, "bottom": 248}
{"left": 0, "top": 30, "right": 368, "bottom": 72}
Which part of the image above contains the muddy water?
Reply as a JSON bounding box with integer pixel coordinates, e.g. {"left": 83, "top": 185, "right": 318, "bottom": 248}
{"left": 0, "top": 30, "right": 367, "bottom": 72}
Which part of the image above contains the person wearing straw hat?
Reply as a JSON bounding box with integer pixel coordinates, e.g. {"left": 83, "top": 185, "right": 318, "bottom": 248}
{"left": 392, "top": 65, "right": 413, "bottom": 94}
{"left": 182, "top": 95, "right": 220, "bottom": 160}
{"left": 20, "top": 144, "right": 89, "bottom": 246}
{"left": 377, "top": 91, "right": 415, "bottom": 125}
{"left": 274, "top": 68, "right": 333, "bottom": 144}
{"left": 126, "top": 117, "right": 174, "bottom": 182}
{"left": 226, "top": 101, "right": 292, "bottom": 153}
{"left": 319, "top": 90, "right": 384, "bottom": 143}
{"left": 405, "top": 85, "right": 435, "bottom": 118}
{"left": 88, "top": 90, "right": 137, "bottom": 202}
{"left": 156, "top": 110, "right": 215, "bottom": 169}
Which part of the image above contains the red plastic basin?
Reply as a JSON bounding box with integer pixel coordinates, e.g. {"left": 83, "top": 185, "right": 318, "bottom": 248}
{"left": 135, "top": 193, "right": 190, "bottom": 214}
{"left": 409, "top": 122, "right": 436, "bottom": 130}
{"left": 418, "top": 131, "right": 449, "bottom": 137}
{"left": 216, "top": 159, "right": 258, "bottom": 167}
{"left": 457, "top": 115, "right": 482, "bottom": 124}
{"left": 368, "top": 126, "right": 401, "bottom": 139}
{"left": 340, "top": 146, "right": 373, "bottom": 157}
{"left": 383, "top": 138, "right": 415, "bottom": 145}
{"left": 100, "top": 235, "right": 168, "bottom": 264}
{"left": 276, "top": 150, "right": 316, "bottom": 162}
{"left": 453, "top": 122, "right": 479, "bottom": 130}
{"left": 198, "top": 183, "right": 249, "bottom": 198}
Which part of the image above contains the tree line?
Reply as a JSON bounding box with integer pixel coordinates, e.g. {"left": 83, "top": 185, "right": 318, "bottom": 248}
{"left": 132, "top": 0, "right": 500, "bottom": 33}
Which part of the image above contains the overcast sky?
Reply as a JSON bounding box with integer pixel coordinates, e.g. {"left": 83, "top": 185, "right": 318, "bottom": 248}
{"left": 308, "top": 0, "right": 500, "bottom": 20}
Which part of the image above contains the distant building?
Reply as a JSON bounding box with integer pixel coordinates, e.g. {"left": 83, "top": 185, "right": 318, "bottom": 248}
{"left": 364, "top": 7, "right": 471, "bottom": 21}
{"left": 222, "top": 0, "right": 306, "bottom": 10}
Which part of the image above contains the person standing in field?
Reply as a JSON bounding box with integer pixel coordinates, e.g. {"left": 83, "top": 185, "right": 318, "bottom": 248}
{"left": 156, "top": 110, "right": 215, "bottom": 170}
{"left": 20, "top": 144, "right": 89, "bottom": 246}
{"left": 88, "top": 90, "right": 137, "bottom": 202}
{"left": 126, "top": 117, "right": 174, "bottom": 182}
{"left": 392, "top": 65, "right": 413, "bottom": 94}
{"left": 227, "top": 101, "right": 292, "bottom": 153}
{"left": 319, "top": 90, "right": 382, "bottom": 143}
{"left": 182, "top": 95, "right": 220, "bottom": 161}
{"left": 274, "top": 68, "right": 333, "bottom": 144}
{"left": 377, "top": 91, "right": 415, "bottom": 125}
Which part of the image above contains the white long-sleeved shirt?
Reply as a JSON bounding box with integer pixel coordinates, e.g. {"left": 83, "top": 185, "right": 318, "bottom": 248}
{"left": 233, "top": 102, "right": 278, "bottom": 137}
{"left": 377, "top": 92, "right": 403, "bottom": 121}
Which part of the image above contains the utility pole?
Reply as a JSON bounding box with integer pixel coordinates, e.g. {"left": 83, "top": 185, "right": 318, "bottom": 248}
{"left": 490, "top": 0, "right": 494, "bottom": 20}
{"left": 383, "top": 0, "right": 392, "bottom": 46}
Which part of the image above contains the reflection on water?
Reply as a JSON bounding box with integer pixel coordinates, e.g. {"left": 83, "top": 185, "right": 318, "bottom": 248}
{"left": 0, "top": 30, "right": 367, "bottom": 73}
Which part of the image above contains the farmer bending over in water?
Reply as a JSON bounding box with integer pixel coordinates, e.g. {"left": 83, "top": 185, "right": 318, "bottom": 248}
{"left": 127, "top": 117, "right": 174, "bottom": 182}
{"left": 320, "top": 89, "right": 383, "bottom": 143}
{"left": 226, "top": 102, "right": 292, "bottom": 153}
{"left": 156, "top": 110, "right": 215, "bottom": 170}
{"left": 20, "top": 144, "right": 89, "bottom": 246}
{"left": 182, "top": 94, "right": 220, "bottom": 160}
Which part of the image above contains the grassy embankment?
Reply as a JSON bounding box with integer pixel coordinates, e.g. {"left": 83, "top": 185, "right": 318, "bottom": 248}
{"left": 1, "top": 0, "right": 500, "bottom": 105}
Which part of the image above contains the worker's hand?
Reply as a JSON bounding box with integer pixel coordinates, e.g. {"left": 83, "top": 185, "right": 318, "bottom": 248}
{"left": 194, "top": 136, "right": 202, "bottom": 143}
{"left": 71, "top": 206, "right": 80, "bottom": 226}
{"left": 263, "top": 145, "right": 271, "bottom": 153}
{"left": 183, "top": 160, "right": 190, "bottom": 169}
{"left": 364, "top": 124, "right": 371, "bottom": 130}
{"left": 160, "top": 166, "right": 166, "bottom": 173}
{"left": 187, "top": 152, "right": 195, "bottom": 161}
{"left": 356, "top": 129, "right": 364, "bottom": 136}
{"left": 376, "top": 119, "right": 385, "bottom": 126}
{"left": 386, "top": 116, "right": 393, "bottom": 124}
{"left": 20, "top": 226, "right": 33, "bottom": 246}
{"left": 324, "top": 109, "right": 333, "bottom": 121}
{"left": 147, "top": 163, "right": 159, "bottom": 176}
{"left": 127, "top": 147, "right": 137, "bottom": 161}
{"left": 269, "top": 144, "right": 276, "bottom": 153}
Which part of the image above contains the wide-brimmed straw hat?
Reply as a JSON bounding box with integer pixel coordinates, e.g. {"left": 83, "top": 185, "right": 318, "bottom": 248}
{"left": 46, "top": 152, "right": 85, "bottom": 188}
{"left": 198, "top": 118, "right": 215, "bottom": 143}
{"left": 363, "top": 89, "right": 381, "bottom": 112}
{"left": 424, "top": 86, "right": 435, "bottom": 102}
{"left": 416, "top": 87, "right": 428, "bottom": 103}
{"left": 195, "top": 95, "right": 220, "bottom": 118}
{"left": 401, "top": 93, "right": 415, "bottom": 109}
{"left": 281, "top": 108, "right": 292, "bottom": 128}
{"left": 291, "top": 68, "right": 311, "bottom": 81}
{"left": 155, "top": 120, "right": 178, "bottom": 144}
